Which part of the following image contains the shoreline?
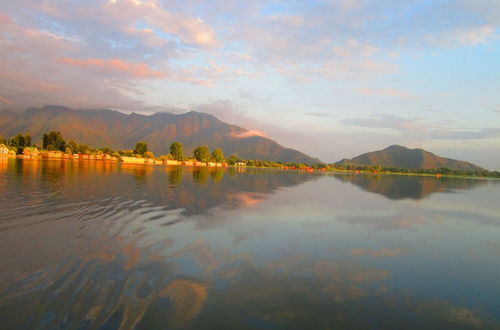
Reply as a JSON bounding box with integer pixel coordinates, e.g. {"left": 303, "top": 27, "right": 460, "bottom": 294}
{"left": 2, "top": 155, "right": 498, "bottom": 180}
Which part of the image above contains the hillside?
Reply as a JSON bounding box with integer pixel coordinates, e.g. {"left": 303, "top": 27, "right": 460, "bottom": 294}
{"left": 0, "top": 105, "right": 322, "bottom": 164}
{"left": 335, "top": 145, "right": 484, "bottom": 171}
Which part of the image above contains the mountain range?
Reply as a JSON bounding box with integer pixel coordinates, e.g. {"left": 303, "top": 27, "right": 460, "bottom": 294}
{"left": 335, "top": 145, "right": 484, "bottom": 171}
{"left": 0, "top": 106, "right": 322, "bottom": 164}
{"left": 0, "top": 106, "right": 487, "bottom": 170}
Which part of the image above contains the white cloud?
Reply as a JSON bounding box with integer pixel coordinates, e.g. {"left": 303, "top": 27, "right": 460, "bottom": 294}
{"left": 423, "top": 25, "right": 496, "bottom": 47}
{"left": 231, "top": 130, "right": 268, "bottom": 138}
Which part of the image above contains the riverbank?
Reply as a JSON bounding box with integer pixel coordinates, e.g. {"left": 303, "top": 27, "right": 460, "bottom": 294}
{"left": 1, "top": 154, "right": 230, "bottom": 168}
{"left": 3, "top": 154, "right": 498, "bottom": 179}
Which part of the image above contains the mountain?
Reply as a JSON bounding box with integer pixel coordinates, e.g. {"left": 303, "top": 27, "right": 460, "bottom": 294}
{"left": 0, "top": 105, "right": 322, "bottom": 164}
{"left": 335, "top": 145, "right": 484, "bottom": 171}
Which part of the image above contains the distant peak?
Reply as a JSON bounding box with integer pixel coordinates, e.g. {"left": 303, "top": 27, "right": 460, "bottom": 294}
{"left": 385, "top": 144, "right": 407, "bottom": 150}
{"left": 181, "top": 110, "right": 209, "bottom": 117}
{"left": 24, "top": 105, "right": 73, "bottom": 115}
{"left": 41, "top": 105, "right": 72, "bottom": 111}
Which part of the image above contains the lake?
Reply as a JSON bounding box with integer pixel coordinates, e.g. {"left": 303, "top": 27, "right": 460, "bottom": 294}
{"left": 1, "top": 159, "right": 499, "bottom": 329}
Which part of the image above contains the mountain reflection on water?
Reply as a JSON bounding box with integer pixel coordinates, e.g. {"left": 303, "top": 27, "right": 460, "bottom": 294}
{"left": 334, "top": 174, "right": 488, "bottom": 200}
{"left": 0, "top": 159, "right": 499, "bottom": 329}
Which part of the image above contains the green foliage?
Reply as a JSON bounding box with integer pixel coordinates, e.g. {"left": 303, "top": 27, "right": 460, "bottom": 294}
{"left": 42, "top": 131, "right": 66, "bottom": 151}
{"left": 133, "top": 141, "right": 148, "bottom": 155}
{"left": 170, "top": 142, "right": 184, "bottom": 160}
{"left": 211, "top": 148, "right": 225, "bottom": 163}
{"left": 99, "top": 147, "right": 114, "bottom": 155}
{"left": 24, "top": 134, "right": 31, "bottom": 147}
{"left": 10, "top": 134, "right": 25, "bottom": 148}
{"left": 78, "top": 144, "right": 90, "bottom": 154}
{"left": 119, "top": 149, "right": 134, "bottom": 157}
{"left": 227, "top": 154, "right": 239, "bottom": 165}
{"left": 67, "top": 140, "right": 78, "bottom": 154}
{"left": 325, "top": 164, "right": 499, "bottom": 178}
{"left": 143, "top": 151, "right": 155, "bottom": 159}
{"left": 193, "top": 145, "right": 209, "bottom": 161}
{"left": 159, "top": 154, "right": 173, "bottom": 161}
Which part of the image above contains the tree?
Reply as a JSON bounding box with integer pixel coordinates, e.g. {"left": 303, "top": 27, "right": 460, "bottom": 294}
{"left": 67, "top": 140, "right": 78, "bottom": 154}
{"left": 170, "top": 142, "right": 184, "bottom": 160}
{"left": 133, "top": 141, "right": 148, "bottom": 155}
{"left": 10, "top": 134, "right": 25, "bottom": 148}
{"left": 42, "top": 131, "right": 66, "bottom": 151}
{"left": 160, "top": 154, "right": 173, "bottom": 161}
{"left": 100, "top": 147, "right": 114, "bottom": 155}
{"left": 24, "top": 134, "right": 31, "bottom": 147}
{"left": 143, "top": 151, "right": 155, "bottom": 159}
{"left": 193, "top": 145, "right": 209, "bottom": 161}
{"left": 227, "top": 154, "right": 238, "bottom": 165}
{"left": 211, "top": 148, "right": 225, "bottom": 163}
{"left": 42, "top": 133, "right": 48, "bottom": 149}
{"left": 78, "top": 144, "right": 90, "bottom": 154}
{"left": 119, "top": 149, "right": 134, "bottom": 157}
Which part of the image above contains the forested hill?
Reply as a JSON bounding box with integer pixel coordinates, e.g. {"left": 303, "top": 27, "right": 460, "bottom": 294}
{"left": 335, "top": 145, "right": 484, "bottom": 171}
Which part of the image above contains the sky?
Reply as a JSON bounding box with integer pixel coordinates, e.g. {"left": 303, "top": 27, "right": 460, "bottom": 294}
{"left": 0, "top": 0, "right": 499, "bottom": 169}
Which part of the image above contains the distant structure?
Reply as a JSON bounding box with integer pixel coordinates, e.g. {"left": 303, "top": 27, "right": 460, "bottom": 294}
{"left": 22, "top": 147, "right": 39, "bottom": 159}
{"left": 0, "top": 144, "right": 10, "bottom": 155}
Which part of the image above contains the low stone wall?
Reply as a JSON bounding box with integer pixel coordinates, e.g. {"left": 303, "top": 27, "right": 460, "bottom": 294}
{"left": 120, "top": 157, "right": 147, "bottom": 164}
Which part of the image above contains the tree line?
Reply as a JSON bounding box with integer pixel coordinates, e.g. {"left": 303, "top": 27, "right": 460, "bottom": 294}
{"left": 7, "top": 131, "right": 497, "bottom": 177}
{"left": 330, "top": 163, "right": 500, "bottom": 178}
{"left": 2, "top": 130, "right": 315, "bottom": 168}
{"left": 127, "top": 141, "right": 226, "bottom": 163}
{"left": 1, "top": 133, "right": 32, "bottom": 150}
{"left": 1, "top": 131, "right": 227, "bottom": 163}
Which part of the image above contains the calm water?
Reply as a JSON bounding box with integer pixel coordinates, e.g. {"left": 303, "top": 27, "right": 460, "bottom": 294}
{"left": 1, "top": 159, "right": 499, "bottom": 329}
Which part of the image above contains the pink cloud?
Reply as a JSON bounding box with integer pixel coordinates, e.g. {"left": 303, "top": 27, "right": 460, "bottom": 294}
{"left": 0, "top": 95, "right": 13, "bottom": 104}
{"left": 0, "top": 13, "right": 11, "bottom": 25}
{"left": 58, "top": 58, "right": 167, "bottom": 79}
{"left": 102, "top": 0, "right": 218, "bottom": 47}
{"left": 232, "top": 130, "right": 268, "bottom": 138}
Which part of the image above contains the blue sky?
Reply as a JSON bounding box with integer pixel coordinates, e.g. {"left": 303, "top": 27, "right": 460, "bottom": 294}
{"left": 0, "top": 0, "right": 499, "bottom": 168}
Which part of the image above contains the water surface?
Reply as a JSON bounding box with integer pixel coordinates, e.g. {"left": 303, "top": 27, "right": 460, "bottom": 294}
{"left": 1, "top": 159, "right": 499, "bottom": 329}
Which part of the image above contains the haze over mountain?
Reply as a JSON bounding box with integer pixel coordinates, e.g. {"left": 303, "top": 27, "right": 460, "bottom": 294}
{"left": 0, "top": 106, "right": 322, "bottom": 164}
{"left": 336, "top": 145, "right": 484, "bottom": 171}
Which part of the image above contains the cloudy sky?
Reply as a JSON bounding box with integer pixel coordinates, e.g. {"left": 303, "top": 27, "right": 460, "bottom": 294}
{"left": 0, "top": 0, "right": 499, "bottom": 168}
